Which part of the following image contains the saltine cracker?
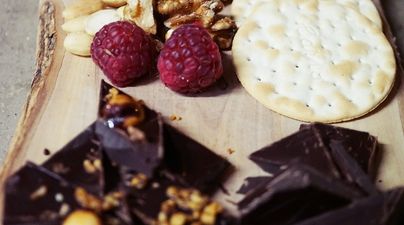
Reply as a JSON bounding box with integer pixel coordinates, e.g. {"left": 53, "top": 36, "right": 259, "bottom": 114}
{"left": 232, "top": 0, "right": 396, "bottom": 122}
{"left": 232, "top": 0, "right": 382, "bottom": 29}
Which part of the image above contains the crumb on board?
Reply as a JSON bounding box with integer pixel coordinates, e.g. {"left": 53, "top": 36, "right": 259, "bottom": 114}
{"left": 169, "top": 114, "right": 182, "bottom": 121}
{"left": 227, "top": 148, "right": 235, "bottom": 155}
{"left": 43, "top": 149, "right": 51, "bottom": 156}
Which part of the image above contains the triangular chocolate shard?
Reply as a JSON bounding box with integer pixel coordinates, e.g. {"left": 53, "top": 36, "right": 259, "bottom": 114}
{"left": 249, "top": 128, "right": 340, "bottom": 178}
{"left": 42, "top": 124, "right": 104, "bottom": 197}
{"left": 4, "top": 162, "right": 80, "bottom": 225}
{"left": 300, "top": 123, "right": 378, "bottom": 174}
{"left": 163, "top": 124, "right": 232, "bottom": 194}
{"left": 95, "top": 120, "right": 163, "bottom": 178}
{"left": 238, "top": 164, "right": 362, "bottom": 225}
{"left": 97, "top": 81, "right": 164, "bottom": 177}
{"left": 295, "top": 188, "right": 404, "bottom": 225}
{"left": 328, "top": 141, "right": 378, "bottom": 195}
{"left": 237, "top": 176, "right": 273, "bottom": 194}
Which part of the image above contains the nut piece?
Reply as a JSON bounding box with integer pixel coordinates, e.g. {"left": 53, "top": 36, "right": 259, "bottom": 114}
{"left": 64, "top": 32, "right": 93, "bottom": 56}
{"left": 161, "top": 0, "right": 236, "bottom": 50}
{"left": 85, "top": 9, "right": 121, "bottom": 36}
{"left": 75, "top": 188, "right": 103, "bottom": 212}
{"left": 158, "top": 186, "right": 224, "bottom": 225}
{"left": 63, "top": 0, "right": 104, "bottom": 20}
{"left": 124, "top": 0, "right": 156, "bottom": 34}
{"left": 63, "top": 210, "right": 101, "bottom": 225}
{"left": 62, "top": 15, "right": 89, "bottom": 33}
{"left": 102, "top": 0, "right": 127, "bottom": 7}
{"left": 117, "top": 5, "right": 126, "bottom": 19}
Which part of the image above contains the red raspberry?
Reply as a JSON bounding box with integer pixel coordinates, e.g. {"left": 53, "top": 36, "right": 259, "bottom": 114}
{"left": 157, "top": 24, "right": 223, "bottom": 93}
{"left": 91, "top": 21, "right": 153, "bottom": 87}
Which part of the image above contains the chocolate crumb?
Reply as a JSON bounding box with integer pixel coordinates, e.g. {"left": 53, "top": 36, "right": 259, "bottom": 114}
{"left": 169, "top": 115, "right": 182, "bottom": 121}
{"left": 227, "top": 148, "right": 235, "bottom": 155}
{"left": 43, "top": 149, "right": 51, "bottom": 156}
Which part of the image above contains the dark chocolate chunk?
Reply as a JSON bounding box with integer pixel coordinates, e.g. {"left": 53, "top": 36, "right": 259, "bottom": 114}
{"left": 42, "top": 125, "right": 104, "bottom": 197}
{"left": 95, "top": 117, "right": 164, "bottom": 178}
{"left": 125, "top": 172, "right": 234, "bottom": 225}
{"left": 294, "top": 188, "right": 404, "bottom": 225}
{"left": 124, "top": 172, "right": 188, "bottom": 224}
{"left": 4, "top": 162, "right": 80, "bottom": 225}
{"left": 237, "top": 176, "right": 273, "bottom": 194}
{"left": 328, "top": 141, "right": 378, "bottom": 195}
{"left": 300, "top": 123, "right": 378, "bottom": 174}
{"left": 163, "top": 124, "right": 232, "bottom": 194}
{"left": 238, "top": 164, "right": 362, "bottom": 225}
{"left": 249, "top": 128, "right": 340, "bottom": 178}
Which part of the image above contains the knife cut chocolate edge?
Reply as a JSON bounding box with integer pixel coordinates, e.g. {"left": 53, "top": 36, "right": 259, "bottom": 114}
{"left": 328, "top": 141, "right": 379, "bottom": 195}
{"left": 163, "top": 124, "right": 232, "bottom": 194}
{"left": 294, "top": 188, "right": 404, "bottom": 225}
{"left": 236, "top": 176, "right": 273, "bottom": 195}
{"left": 238, "top": 164, "right": 363, "bottom": 225}
{"left": 249, "top": 128, "right": 341, "bottom": 179}
{"left": 4, "top": 162, "right": 80, "bottom": 225}
{"left": 300, "top": 123, "right": 378, "bottom": 175}
{"left": 42, "top": 123, "right": 104, "bottom": 197}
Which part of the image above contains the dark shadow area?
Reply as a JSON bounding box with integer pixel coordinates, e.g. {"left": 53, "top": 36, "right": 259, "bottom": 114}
{"left": 371, "top": 143, "right": 385, "bottom": 183}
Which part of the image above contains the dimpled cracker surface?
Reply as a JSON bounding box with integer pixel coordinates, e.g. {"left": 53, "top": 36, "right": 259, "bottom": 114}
{"left": 232, "top": 0, "right": 396, "bottom": 123}
{"left": 232, "top": 0, "right": 382, "bottom": 28}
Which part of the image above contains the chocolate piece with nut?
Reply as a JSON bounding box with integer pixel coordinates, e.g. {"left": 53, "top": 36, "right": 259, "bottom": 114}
{"left": 4, "top": 162, "right": 80, "bottom": 225}
{"left": 125, "top": 172, "right": 188, "bottom": 224}
{"left": 238, "top": 164, "right": 363, "bottom": 225}
{"left": 124, "top": 171, "right": 234, "bottom": 225}
{"left": 42, "top": 126, "right": 104, "bottom": 197}
{"left": 98, "top": 81, "right": 164, "bottom": 177}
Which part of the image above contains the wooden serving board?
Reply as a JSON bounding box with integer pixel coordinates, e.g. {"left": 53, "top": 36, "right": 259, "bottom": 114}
{"left": 1, "top": 0, "right": 404, "bottom": 218}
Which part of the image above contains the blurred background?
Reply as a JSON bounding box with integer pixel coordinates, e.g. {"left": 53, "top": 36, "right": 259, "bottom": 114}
{"left": 0, "top": 0, "right": 37, "bottom": 162}
{"left": 0, "top": 0, "right": 402, "bottom": 163}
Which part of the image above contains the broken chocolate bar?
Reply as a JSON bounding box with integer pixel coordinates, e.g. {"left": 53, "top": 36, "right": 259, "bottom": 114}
{"left": 163, "top": 124, "right": 231, "bottom": 194}
{"left": 237, "top": 176, "right": 273, "bottom": 194}
{"left": 42, "top": 126, "right": 104, "bottom": 197}
{"left": 300, "top": 123, "right": 378, "bottom": 174}
{"left": 95, "top": 115, "right": 164, "bottom": 178}
{"left": 295, "top": 188, "right": 404, "bottom": 225}
{"left": 328, "top": 141, "right": 378, "bottom": 195}
{"left": 124, "top": 172, "right": 188, "bottom": 224}
{"left": 124, "top": 171, "right": 234, "bottom": 225}
{"left": 4, "top": 162, "right": 80, "bottom": 225}
{"left": 238, "top": 164, "right": 362, "bottom": 225}
{"left": 249, "top": 128, "right": 340, "bottom": 178}
{"left": 98, "top": 81, "right": 164, "bottom": 177}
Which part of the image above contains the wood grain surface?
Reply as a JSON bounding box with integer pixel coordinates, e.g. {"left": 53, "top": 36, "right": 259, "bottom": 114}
{"left": 1, "top": 0, "right": 404, "bottom": 219}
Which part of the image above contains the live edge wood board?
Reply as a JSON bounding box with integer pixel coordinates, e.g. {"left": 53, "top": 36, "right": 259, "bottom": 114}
{"left": 1, "top": 0, "right": 404, "bottom": 219}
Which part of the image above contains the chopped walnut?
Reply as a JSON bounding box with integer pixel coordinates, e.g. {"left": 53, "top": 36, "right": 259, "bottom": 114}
{"left": 156, "top": 186, "right": 224, "bottom": 225}
{"left": 161, "top": 0, "right": 237, "bottom": 50}
{"left": 75, "top": 188, "right": 103, "bottom": 212}
{"left": 102, "top": 87, "right": 145, "bottom": 129}
{"left": 83, "top": 159, "right": 102, "bottom": 174}
{"left": 129, "top": 173, "right": 148, "bottom": 189}
{"left": 30, "top": 185, "right": 48, "bottom": 200}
